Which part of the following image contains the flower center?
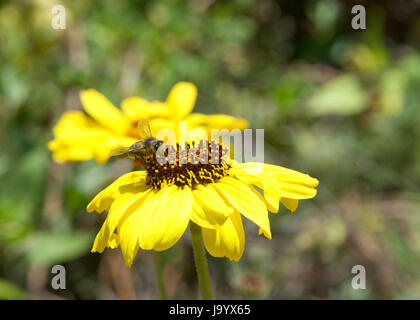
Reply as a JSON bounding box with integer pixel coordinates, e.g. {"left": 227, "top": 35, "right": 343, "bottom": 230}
{"left": 144, "top": 141, "right": 231, "bottom": 189}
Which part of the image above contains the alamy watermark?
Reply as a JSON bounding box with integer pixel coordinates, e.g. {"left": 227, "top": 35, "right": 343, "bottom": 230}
{"left": 351, "top": 5, "right": 366, "bottom": 30}
{"left": 351, "top": 265, "right": 366, "bottom": 290}
{"left": 51, "top": 5, "right": 66, "bottom": 30}
{"left": 154, "top": 121, "right": 265, "bottom": 173}
{"left": 51, "top": 265, "right": 66, "bottom": 290}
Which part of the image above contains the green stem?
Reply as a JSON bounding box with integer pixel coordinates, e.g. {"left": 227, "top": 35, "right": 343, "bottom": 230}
{"left": 154, "top": 251, "right": 167, "bottom": 300}
{"left": 190, "top": 222, "right": 213, "bottom": 300}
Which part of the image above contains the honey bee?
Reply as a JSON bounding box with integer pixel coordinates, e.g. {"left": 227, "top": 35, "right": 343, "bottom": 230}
{"left": 110, "top": 119, "right": 163, "bottom": 166}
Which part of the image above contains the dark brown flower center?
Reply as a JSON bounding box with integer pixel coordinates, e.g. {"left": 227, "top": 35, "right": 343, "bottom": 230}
{"left": 144, "top": 141, "right": 231, "bottom": 189}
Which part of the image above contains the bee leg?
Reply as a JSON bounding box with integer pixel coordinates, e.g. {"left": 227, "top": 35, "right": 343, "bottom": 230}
{"left": 134, "top": 158, "right": 142, "bottom": 166}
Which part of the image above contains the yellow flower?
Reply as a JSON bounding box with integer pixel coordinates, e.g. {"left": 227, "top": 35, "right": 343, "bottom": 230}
{"left": 48, "top": 82, "right": 248, "bottom": 163}
{"left": 87, "top": 141, "right": 319, "bottom": 267}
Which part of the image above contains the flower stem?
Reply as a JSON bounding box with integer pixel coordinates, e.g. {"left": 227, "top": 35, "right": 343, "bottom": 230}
{"left": 190, "top": 222, "right": 213, "bottom": 300}
{"left": 154, "top": 251, "right": 167, "bottom": 300}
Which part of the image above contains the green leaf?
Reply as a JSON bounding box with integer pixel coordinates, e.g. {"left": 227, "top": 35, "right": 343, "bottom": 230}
{"left": 306, "top": 74, "right": 368, "bottom": 116}
{"left": 0, "top": 279, "right": 26, "bottom": 300}
{"left": 377, "top": 68, "right": 407, "bottom": 115}
{"left": 25, "top": 231, "right": 94, "bottom": 266}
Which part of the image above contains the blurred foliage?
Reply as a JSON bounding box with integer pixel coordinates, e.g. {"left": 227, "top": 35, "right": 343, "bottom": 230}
{"left": 1, "top": 0, "right": 420, "bottom": 299}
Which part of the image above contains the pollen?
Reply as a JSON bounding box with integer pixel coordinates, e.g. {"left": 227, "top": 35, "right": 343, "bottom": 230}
{"left": 144, "top": 141, "right": 231, "bottom": 189}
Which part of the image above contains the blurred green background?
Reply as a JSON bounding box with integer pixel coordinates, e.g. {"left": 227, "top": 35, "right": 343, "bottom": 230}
{"left": 1, "top": 0, "right": 420, "bottom": 299}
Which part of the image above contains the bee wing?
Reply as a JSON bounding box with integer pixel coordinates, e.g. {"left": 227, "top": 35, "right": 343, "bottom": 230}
{"left": 137, "top": 118, "right": 153, "bottom": 139}
{"left": 110, "top": 147, "right": 130, "bottom": 157}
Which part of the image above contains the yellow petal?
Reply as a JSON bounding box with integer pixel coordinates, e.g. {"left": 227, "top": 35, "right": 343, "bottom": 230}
{"left": 48, "top": 110, "right": 136, "bottom": 163}
{"left": 186, "top": 113, "right": 249, "bottom": 131}
{"left": 192, "top": 185, "right": 232, "bottom": 225}
{"left": 51, "top": 111, "right": 95, "bottom": 136}
{"left": 111, "top": 190, "right": 158, "bottom": 267}
{"left": 48, "top": 140, "right": 95, "bottom": 163}
{"left": 80, "top": 89, "right": 130, "bottom": 135}
{"left": 231, "top": 162, "right": 319, "bottom": 212}
{"left": 119, "top": 186, "right": 192, "bottom": 267}
{"left": 231, "top": 170, "right": 280, "bottom": 213}
{"left": 210, "top": 177, "right": 271, "bottom": 239}
{"left": 261, "top": 164, "right": 319, "bottom": 187}
{"left": 49, "top": 136, "right": 135, "bottom": 164}
{"left": 202, "top": 212, "right": 245, "bottom": 261}
{"left": 258, "top": 228, "right": 271, "bottom": 239}
{"left": 280, "top": 198, "right": 299, "bottom": 212}
{"left": 108, "top": 233, "right": 119, "bottom": 249}
{"left": 267, "top": 168, "right": 318, "bottom": 200}
{"left": 191, "top": 198, "right": 216, "bottom": 229}
{"left": 91, "top": 189, "right": 152, "bottom": 253}
{"left": 121, "top": 97, "right": 168, "bottom": 121}
{"left": 149, "top": 118, "right": 177, "bottom": 138}
{"left": 92, "top": 232, "right": 119, "bottom": 253}
{"left": 87, "top": 171, "right": 148, "bottom": 213}
{"left": 166, "top": 82, "right": 197, "bottom": 119}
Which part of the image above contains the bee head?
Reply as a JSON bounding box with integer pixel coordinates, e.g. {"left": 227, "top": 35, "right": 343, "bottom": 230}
{"left": 153, "top": 140, "right": 164, "bottom": 151}
{"left": 128, "top": 138, "right": 164, "bottom": 158}
{"left": 141, "top": 138, "right": 163, "bottom": 152}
